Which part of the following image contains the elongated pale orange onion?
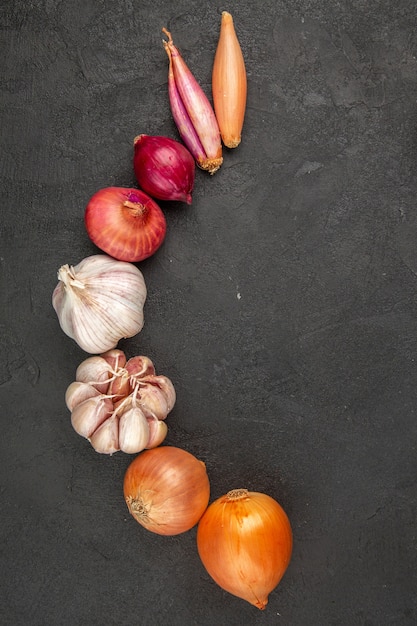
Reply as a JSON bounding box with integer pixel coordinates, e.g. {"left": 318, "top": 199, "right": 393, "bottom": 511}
{"left": 124, "top": 446, "right": 210, "bottom": 535}
{"left": 197, "top": 489, "right": 292, "bottom": 610}
{"left": 212, "top": 11, "right": 247, "bottom": 148}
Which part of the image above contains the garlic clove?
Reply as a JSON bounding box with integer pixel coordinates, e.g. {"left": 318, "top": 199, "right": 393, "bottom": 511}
{"left": 89, "top": 413, "right": 120, "bottom": 455}
{"left": 125, "top": 355, "right": 155, "bottom": 380}
{"left": 142, "top": 375, "right": 176, "bottom": 413}
{"left": 65, "top": 381, "right": 100, "bottom": 412}
{"left": 71, "top": 395, "right": 114, "bottom": 438}
{"left": 119, "top": 407, "right": 150, "bottom": 454}
{"left": 145, "top": 417, "right": 168, "bottom": 449}
{"left": 137, "top": 383, "right": 169, "bottom": 420}
{"left": 101, "top": 349, "right": 127, "bottom": 370}
{"left": 107, "top": 370, "right": 131, "bottom": 400}
{"left": 113, "top": 393, "right": 134, "bottom": 413}
{"left": 75, "top": 356, "right": 112, "bottom": 393}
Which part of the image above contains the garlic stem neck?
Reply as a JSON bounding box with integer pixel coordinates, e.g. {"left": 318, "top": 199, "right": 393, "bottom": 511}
{"left": 57, "top": 264, "right": 85, "bottom": 290}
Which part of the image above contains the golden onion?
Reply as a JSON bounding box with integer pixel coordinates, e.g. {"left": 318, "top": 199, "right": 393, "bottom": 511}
{"left": 124, "top": 446, "right": 210, "bottom": 536}
{"left": 197, "top": 488, "right": 292, "bottom": 609}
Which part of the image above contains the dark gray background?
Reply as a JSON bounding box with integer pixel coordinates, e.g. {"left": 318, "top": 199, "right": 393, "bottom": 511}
{"left": 1, "top": 1, "right": 417, "bottom": 624}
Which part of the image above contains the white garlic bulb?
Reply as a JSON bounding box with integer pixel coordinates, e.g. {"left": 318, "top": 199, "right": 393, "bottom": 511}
{"left": 52, "top": 254, "right": 147, "bottom": 354}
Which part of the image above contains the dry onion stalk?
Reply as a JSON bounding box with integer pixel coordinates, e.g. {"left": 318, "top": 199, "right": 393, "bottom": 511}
{"left": 65, "top": 349, "right": 175, "bottom": 455}
{"left": 212, "top": 11, "right": 247, "bottom": 148}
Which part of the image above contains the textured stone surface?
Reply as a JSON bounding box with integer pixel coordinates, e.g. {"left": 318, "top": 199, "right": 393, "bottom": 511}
{"left": 1, "top": 1, "right": 417, "bottom": 624}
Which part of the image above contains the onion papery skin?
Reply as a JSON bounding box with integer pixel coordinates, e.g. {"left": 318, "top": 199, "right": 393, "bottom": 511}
{"left": 123, "top": 446, "right": 210, "bottom": 535}
{"left": 197, "top": 489, "right": 293, "bottom": 610}
{"left": 84, "top": 187, "right": 167, "bottom": 262}
{"left": 133, "top": 135, "right": 195, "bottom": 204}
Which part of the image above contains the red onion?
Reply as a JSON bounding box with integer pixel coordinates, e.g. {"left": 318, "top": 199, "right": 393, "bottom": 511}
{"left": 84, "top": 187, "right": 166, "bottom": 262}
{"left": 133, "top": 135, "right": 195, "bottom": 205}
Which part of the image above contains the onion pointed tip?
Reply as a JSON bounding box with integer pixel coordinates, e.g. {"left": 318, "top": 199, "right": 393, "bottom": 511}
{"left": 162, "top": 27, "right": 173, "bottom": 49}
{"left": 162, "top": 26, "right": 172, "bottom": 40}
{"left": 255, "top": 598, "right": 268, "bottom": 611}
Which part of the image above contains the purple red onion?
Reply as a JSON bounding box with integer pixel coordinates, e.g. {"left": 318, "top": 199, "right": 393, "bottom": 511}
{"left": 133, "top": 134, "right": 195, "bottom": 205}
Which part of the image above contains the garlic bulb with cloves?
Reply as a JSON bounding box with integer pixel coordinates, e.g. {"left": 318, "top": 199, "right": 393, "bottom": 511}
{"left": 65, "top": 350, "right": 175, "bottom": 455}
{"left": 52, "top": 254, "right": 147, "bottom": 354}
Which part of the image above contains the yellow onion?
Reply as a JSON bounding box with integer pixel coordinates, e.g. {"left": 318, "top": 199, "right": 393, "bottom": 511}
{"left": 123, "top": 446, "right": 210, "bottom": 535}
{"left": 197, "top": 488, "right": 292, "bottom": 609}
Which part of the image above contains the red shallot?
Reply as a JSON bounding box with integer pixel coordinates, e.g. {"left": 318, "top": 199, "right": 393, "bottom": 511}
{"left": 162, "top": 28, "right": 223, "bottom": 175}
